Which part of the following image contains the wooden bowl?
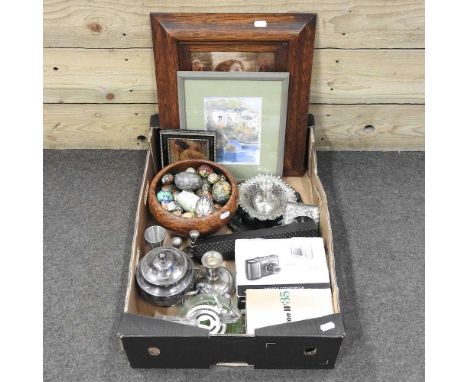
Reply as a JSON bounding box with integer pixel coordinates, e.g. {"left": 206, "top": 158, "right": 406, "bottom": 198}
{"left": 148, "top": 159, "right": 239, "bottom": 237}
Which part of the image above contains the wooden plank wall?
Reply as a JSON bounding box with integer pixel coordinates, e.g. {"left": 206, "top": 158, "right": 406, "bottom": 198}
{"left": 44, "top": 0, "right": 425, "bottom": 151}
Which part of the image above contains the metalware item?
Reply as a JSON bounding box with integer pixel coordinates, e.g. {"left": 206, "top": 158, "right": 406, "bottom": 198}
{"left": 196, "top": 251, "right": 235, "bottom": 296}
{"left": 239, "top": 175, "right": 297, "bottom": 221}
{"left": 136, "top": 247, "right": 195, "bottom": 307}
{"left": 144, "top": 225, "right": 167, "bottom": 248}
{"left": 282, "top": 202, "right": 320, "bottom": 226}
{"left": 188, "top": 230, "right": 200, "bottom": 258}
{"left": 171, "top": 237, "right": 183, "bottom": 249}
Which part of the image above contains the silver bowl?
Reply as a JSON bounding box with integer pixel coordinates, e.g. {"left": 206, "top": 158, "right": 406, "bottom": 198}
{"left": 239, "top": 174, "right": 297, "bottom": 221}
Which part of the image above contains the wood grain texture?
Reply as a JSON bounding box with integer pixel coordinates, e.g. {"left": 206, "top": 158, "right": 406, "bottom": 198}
{"left": 311, "top": 104, "right": 425, "bottom": 150}
{"left": 44, "top": 48, "right": 424, "bottom": 104}
{"left": 43, "top": 104, "right": 424, "bottom": 151}
{"left": 43, "top": 104, "right": 157, "bottom": 149}
{"left": 43, "top": 0, "right": 424, "bottom": 49}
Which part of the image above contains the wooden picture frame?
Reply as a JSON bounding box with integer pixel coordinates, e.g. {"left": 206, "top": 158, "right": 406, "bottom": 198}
{"left": 150, "top": 13, "right": 317, "bottom": 176}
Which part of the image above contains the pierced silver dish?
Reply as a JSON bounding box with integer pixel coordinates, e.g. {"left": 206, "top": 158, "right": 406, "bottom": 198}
{"left": 238, "top": 174, "right": 297, "bottom": 221}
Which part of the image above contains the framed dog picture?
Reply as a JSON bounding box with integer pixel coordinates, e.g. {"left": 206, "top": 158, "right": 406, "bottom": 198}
{"left": 159, "top": 129, "right": 216, "bottom": 167}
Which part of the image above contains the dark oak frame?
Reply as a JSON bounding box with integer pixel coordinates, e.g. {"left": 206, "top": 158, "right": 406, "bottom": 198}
{"left": 150, "top": 13, "right": 317, "bottom": 176}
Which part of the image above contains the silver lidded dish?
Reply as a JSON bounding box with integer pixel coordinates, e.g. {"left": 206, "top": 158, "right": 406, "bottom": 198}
{"left": 239, "top": 174, "right": 297, "bottom": 221}
{"left": 136, "top": 247, "right": 195, "bottom": 307}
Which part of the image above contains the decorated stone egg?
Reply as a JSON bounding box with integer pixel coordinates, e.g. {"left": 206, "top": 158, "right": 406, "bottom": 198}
{"left": 182, "top": 212, "right": 195, "bottom": 218}
{"left": 207, "top": 173, "right": 220, "bottom": 185}
{"left": 161, "top": 201, "right": 182, "bottom": 213}
{"left": 161, "top": 173, "right": 174, "bottom": 185}
{"left": 161, "top": 184, "right": 174, "bottom": 193}
{"left": 185, "top": 167, "right": 197, "bottom": 174}
{"left": 174, "top": 191, "right": 200, "bottom": 212}
{"left": 197, "top": 165, "right": 213, "bottom": 178}
{"left": 195, "top": 179, "right": 212, "bottom": 196}
{"left": 174, "top": 172, "right": 202, "bottom": 191}
{"left": 212, "top": 180, "right": 231, "bottom": 204}
{"left": 157, "top": 190, "right": 174, "bottom": 204}
{"left": 195, "top": 195, "right": 214, "bottom": 217}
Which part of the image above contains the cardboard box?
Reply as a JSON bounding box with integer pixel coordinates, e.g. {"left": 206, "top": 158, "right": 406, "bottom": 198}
{"left": 117, "top": 114, "right": 345, "bottom": 369}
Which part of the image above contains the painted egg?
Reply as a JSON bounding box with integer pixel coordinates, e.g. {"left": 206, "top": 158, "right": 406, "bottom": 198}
{"left": 174, "top": 190, "right": 200, "bottom": 212}
{"left": 212, "top": 180, "right": 232, "bottom": 204}
{"left": 182, "top": 212, "right": 195, "bottom": 218}
{"left": 161, "top": 173, "right": 174, "bottom": 185}
{"left": 195, "top": 179, "right": 212, "bottom": 196}
{"left": 197, "top": 165, "right": 213, "bottom": 178}
{"left": 174, "top": 172, "right": 203, "bottom": 191}
{"left": 207, "top": 173, "right": 220, "bottom": 185}
{"left": 185, "top": 167, "right": 197, "bottom": 174}
{"left": 161, "top": 201, "right": 183, "bottom": 213}
{"left": 157, "top": 190, "right": 174, "bottom": 204}
{"left": 195, "top": 195, "right": 214, "bottom": 217}
{"left": 161, "top": 184, "right": 174, "bottom": 192}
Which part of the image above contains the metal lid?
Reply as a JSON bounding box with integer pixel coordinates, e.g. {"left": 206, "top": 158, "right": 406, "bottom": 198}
{"left": 139, "top": 247, "right": 188, "bottom": 287}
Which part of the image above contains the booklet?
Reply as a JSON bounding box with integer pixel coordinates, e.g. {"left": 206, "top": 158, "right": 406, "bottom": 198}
{"left": 245, "top": 288, "right": 334, "bottom": 334}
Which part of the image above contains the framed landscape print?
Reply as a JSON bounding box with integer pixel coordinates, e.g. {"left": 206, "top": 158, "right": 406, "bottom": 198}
{"left": 177, "top": 71, "right": 289, "bottom": 180}
{"left": 151, "top": 13, "right": 317, "bottom": 176}
{"left": 159, "top": 129, "right": 216, "bottom": 167}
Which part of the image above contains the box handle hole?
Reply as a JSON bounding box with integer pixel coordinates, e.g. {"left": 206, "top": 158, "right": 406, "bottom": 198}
{"left": 148, "top": 347, "right": 161, "bottom": 357}
{"left": 304, "top": 347, "right": 317, "bottom": 357}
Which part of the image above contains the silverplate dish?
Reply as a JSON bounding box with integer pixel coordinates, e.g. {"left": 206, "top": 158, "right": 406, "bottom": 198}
{"left": 239, "top": 174, "right": 297, "bottom": 221}
{"left": 136, "top": 247, "right": 195, "bottom": 307}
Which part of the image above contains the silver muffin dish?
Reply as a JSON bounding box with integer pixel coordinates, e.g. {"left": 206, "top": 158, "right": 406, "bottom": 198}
{"left": 239, "top": 174, "right": 297, "bottom": 221}
{"left": 136, "top": 247, "right": 195, "bottom": 307}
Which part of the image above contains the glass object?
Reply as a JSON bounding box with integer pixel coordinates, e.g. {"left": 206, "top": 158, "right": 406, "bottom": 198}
{"left": 179, "top": 294, "right": 241, "bottom": 334}
{"left": 239, "top": 174, "right": 297, "bottom": 221}
{"left": 196, "top": 251, "right": 235, "bottom": 296}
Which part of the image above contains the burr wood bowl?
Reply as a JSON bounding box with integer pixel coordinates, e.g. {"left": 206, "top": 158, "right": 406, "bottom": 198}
{"left": 148, "top": 159, "right": 239, "bottom": 237}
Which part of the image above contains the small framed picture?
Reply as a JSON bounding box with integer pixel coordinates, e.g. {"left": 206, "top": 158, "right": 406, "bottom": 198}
{"left": 159, "top": 129, "right": 216, "bottom": 167}
{"left": 177, "top": 71, "right": 289, "bottom": 180}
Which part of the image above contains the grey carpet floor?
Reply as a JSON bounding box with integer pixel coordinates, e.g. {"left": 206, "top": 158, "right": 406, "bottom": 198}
{"left": 44, "top": 150, "right": 424, "bottom": 382}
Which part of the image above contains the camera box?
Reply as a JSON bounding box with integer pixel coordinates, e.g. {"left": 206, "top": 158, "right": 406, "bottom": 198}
{"left": 235, "top": 237, "right": 331, "bottom": 301}
{"left": 117, "top": 115, "right": 345, "bottom": 369}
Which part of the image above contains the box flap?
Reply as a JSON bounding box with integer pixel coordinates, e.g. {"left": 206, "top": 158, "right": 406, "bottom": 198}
{"left": 118, "top": 313, "right": 209, "bottom": 338}
{"left": 254, "top": 313, "right": 345, "bottom": 338}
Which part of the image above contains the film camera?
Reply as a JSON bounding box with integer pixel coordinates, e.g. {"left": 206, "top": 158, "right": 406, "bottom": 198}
{"left": 245, "top": 255, "right": 281, "bottom": 280}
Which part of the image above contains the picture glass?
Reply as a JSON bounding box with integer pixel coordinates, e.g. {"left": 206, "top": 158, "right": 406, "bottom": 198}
{"left": 191, "top": 52, "right": 275, "bottom": 72}
{"left": 180, "top": 73, "right": 288, "bottom": 180}
{"left": 204, "top": 96, "right": 262, "bottom": 165}
{"left": 167, "top": 137, "right": 210, "bottom": 162}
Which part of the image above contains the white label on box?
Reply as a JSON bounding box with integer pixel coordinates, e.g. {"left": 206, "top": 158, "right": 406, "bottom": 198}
{"left": 320, "top": 322, "right": 335, "bottom": 332}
